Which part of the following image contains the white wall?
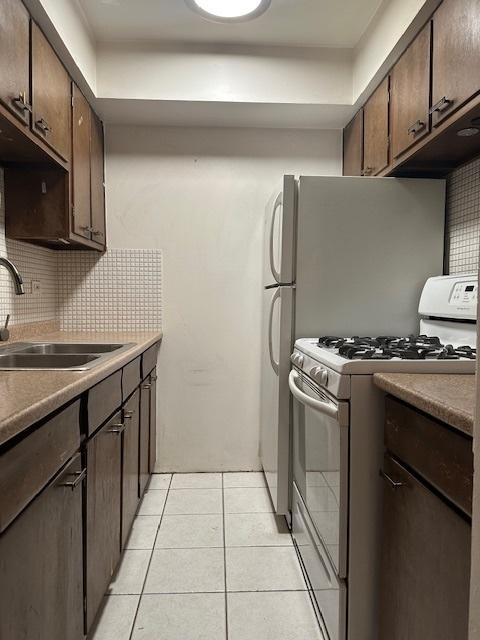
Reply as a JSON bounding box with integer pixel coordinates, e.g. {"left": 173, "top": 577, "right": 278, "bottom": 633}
{"left": 97, "top": 42, "right": 352, "bottom": 106}
{"left": 105, "top": 125, "right": 342, "bottom": 471}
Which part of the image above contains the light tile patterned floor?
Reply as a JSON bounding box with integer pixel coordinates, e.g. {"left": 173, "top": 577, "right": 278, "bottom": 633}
{"left": 90, "top": 473, "right": 324, "bottom": 640}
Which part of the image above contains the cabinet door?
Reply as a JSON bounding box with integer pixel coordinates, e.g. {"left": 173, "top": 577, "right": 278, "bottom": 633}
{"left": 0, "top": 454, "right": 84, "bottom": 640}
{"left": 0, "top": 0, "right": 31, "bottom": 125}
{"left": 379, "top": 455, "right": 470, "bottom": 640}
{"left": 431, "top": 0, "right": 480, "bottom": 127}
{"left": 390, "top": 23, "right": 431, "bottom": 159}
{"left": 122, "top": 389, "right": 140, "bottom": 547}
{"left": 363, "top": 77, "right": 390, "bottom": 175}
{"left": 31, "top": 23, "right": 71, "bottom": 161}
{"left": 343, "top": 109, "right": 363, "bottom": 176}
{"left": 149, "top": 369, "right": 157, "bottom": 473}
{"left": 86, "top": 413, "right": 122, "bottom": 632}
{"left": 72, "top": 84, "right": 92, "bottom": 240}
{"left": 90, "top": 111, "right": 106, "bottom": 248}
{"left": 139, "top": 381, "right": 151, "bottom": 497}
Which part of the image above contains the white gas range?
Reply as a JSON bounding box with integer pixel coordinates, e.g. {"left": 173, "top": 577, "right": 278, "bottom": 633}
{"left": 289, "top": 274, "right": 477, "bottom": 640}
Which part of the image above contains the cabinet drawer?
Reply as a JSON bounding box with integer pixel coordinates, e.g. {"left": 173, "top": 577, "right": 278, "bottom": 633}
{"left": 142, "top": 343, "right": 160, "bottom": 379}
{"left": 87, "top": 370, "right": 122, "bottom": 437}
{"left": 0, "top": 400, "right": 80, "bottom": 533}
{"left": 123, "top": 356, "right": 141, "bottom": 401}
{"left": 385, "top": 397, "right": 473, "bottom": 515}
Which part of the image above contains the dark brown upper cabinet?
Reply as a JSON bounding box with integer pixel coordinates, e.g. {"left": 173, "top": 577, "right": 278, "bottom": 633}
{"left": 343, "top": 109, "right": 363, "bottom": 176}
{"left": 72, "top": 84, "right": 92, "bottom": 240}
{"left": 363, "top": 77, "right": 390, "bottom": 176}
{"left": 431, "top": 0, "right": 480, "bottom": 127}
{"left": 0, "top": 0, "right": 31, "bottom": 126}
{"left": 32, "top": 22, "right": 71, "bottom": 162}
{"left": 90, "top": 111, "right": 106, "bottom": 247}
{"left": 390, "top": 23, "right": 431, "bottom": 159}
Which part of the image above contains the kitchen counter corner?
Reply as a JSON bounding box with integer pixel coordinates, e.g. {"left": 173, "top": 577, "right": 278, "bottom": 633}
{"left": 373, "top": 373, "right": 476, "bottom": 436}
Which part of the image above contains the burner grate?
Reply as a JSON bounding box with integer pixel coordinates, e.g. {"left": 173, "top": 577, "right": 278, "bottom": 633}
{"left": 318, "top": 335, "right": 476, "bottom": 361}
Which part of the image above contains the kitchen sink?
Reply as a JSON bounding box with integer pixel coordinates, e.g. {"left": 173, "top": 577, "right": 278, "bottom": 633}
{"left": 14, "top": 343, "right": 126, "bottom": 355}
{"left": 0, "top": 342, "right": 135, "bottom": 370}
{"left": 0, "top": 354, "right": 100, "bottom": 369}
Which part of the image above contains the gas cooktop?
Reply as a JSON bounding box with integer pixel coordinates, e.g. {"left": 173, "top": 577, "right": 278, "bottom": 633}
{"left": 317, "top": 335, "right": 477, "bottom": 361}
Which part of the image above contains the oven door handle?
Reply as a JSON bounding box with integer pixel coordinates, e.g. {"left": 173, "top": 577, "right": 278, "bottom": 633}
{"left": 289, "top": 370, "right": 338, "bottom": 420}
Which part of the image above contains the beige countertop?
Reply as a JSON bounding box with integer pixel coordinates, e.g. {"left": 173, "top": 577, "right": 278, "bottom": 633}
{"left": 373, "top": 373, "right": 476, "bottom": 437}
{"left": 0, "top": 330, "right": 162, "bottom": 448}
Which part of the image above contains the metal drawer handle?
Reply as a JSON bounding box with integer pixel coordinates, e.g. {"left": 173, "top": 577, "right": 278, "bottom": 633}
{"left": 429, "top": 96, "right": 452, "bottom": 115}
{"left": 362, "top": 166, "right": 375, "bottom": 176}
{"left": 11, "top": 92, "right": 32, "bottom": 113}
{"left": 80, "top": 225, "right": 93, "bottom": 233}
{"left": 142, "top": 383, "right": 152, "bottom": 390}
{"left": 407, "top": 119, "right": 426, "bottom": 135}
{"left": 58, "top": 468, "right": 86, "bottom": 491}
{"left": 124, "top": 410, "right": 134, "bottom": 420}
{"left": 35, "top": 118, "right": 52, "bottom": 134}
{"left": 379, "top": 469, "right": 404, "bottom": 489}
{"left": 92, "top": 229, "right": 104, "bottom": 237}
{"left": 150, "top": 374, "right": 157, "bottom": 382}
{"left": 108, "top": 422, "right": 126, "bottom": 435}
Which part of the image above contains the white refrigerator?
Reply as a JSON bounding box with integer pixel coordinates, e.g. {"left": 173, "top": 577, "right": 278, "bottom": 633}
{"left": 260, "top": 175, "right": 446, "bottom": 515}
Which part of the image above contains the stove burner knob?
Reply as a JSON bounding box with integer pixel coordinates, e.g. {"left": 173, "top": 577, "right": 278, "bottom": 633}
{"left": 296, "top": 354, "right": 305, "bottom": 367}
{"left": 310, "top": 366, "right": 328, "bottom": 385}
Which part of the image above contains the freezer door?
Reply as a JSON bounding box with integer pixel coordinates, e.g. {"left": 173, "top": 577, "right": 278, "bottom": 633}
{"left": 295, "top": 175, "right": 445, "bottom": 338}
{"left": 260, "top": 285, "right": 294, "bottom": 514}
{"left": 263, "top": 175, "right": 296, "bottom": 286}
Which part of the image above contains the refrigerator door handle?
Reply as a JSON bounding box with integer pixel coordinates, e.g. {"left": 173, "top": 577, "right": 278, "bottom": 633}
{"left": 268, "top": 287, "right": 281, "bottom": 375}
{"left": 269, "top": 193, "right": 283, "bottom": 283}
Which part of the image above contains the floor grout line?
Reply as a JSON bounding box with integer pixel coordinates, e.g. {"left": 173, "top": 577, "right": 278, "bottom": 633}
{"left": 222, "top": 473, "right": 229, "bottom": 640}
{"left": 127, "top": 473, "right": 173, "bottom": 640}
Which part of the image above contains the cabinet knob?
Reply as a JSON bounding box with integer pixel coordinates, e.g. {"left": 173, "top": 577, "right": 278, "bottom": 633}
{"left": 379, "top": 469, "right": 404, "bottom": 489}
{"left": 429, "top": 96, "right": 452, "bottom": 116}
{"left": 35, "top": 118, "right": 52, "bottom": 134}
{"left": 407, "top": 119, "right": 426, "bottom": 135}
{"left": 11, "top": 92, "right": 32, "bottom": 113}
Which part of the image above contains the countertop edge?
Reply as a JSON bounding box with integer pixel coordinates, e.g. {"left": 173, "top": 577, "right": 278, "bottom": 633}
{"left": 0, "top": 332, "right": 162, "bottom": 448}
{"left": 373, "top": 373, "right": 475, "bottom": 437}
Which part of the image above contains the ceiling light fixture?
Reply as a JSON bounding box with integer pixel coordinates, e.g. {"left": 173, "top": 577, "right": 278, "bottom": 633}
{"left": 186, "top": 0, "right": 271, "bottom": 22}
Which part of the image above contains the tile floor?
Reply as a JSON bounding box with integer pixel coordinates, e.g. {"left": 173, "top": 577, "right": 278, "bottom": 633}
{"left": 90, "top": 472, "right": 324, "bottom": 640}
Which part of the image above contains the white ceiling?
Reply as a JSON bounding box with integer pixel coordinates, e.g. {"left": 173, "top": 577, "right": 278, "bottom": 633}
{"left": 77, "top": 0, "right": 385, "bottom": 48}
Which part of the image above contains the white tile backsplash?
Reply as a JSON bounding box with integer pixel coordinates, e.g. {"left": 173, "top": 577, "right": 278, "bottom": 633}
{"left": 58, "top": 249, "right": 162, "bottom": 331}
{"left": 0, "top": 168, "right": 162, "bottom": 329}
{"left": 446, "top": 157, "right": 480, "bottom": 275}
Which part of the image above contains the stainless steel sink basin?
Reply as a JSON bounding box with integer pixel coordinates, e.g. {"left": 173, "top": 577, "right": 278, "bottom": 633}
{"left": 0, "top": 354, "right": 100, "bottom": 369}
{"left": 15, "top": 343, "right": 125, "bottom": 355}
{"left": 0, "top": 342, "right": 135, "bottom": 370}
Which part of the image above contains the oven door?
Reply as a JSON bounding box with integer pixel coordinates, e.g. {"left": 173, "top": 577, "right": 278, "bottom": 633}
{"left": 290, "top": 368, "right": 349, "bottom": 578}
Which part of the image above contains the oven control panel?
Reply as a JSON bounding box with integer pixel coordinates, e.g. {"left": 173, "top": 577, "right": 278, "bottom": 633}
{"left": 450, "top": 281, "right": 477, "bottom": 305}
{"left": 419, "top": 274, "right": 478, "bottom": 320}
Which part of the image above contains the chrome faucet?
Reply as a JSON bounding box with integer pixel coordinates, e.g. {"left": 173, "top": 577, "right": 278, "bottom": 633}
{"left": 0, "top": 257, "right": 25, "bottom": 295}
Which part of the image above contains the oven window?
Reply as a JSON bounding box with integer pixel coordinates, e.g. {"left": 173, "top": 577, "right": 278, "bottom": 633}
{"left": 292, "top": 373, "right": 348, "bottom": 575}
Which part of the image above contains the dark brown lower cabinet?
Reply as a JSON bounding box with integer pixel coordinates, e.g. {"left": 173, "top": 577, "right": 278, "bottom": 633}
{"left": 86, "top": 412, "right": 122, "bottom": 632}
{"left": 379, "top": 454, "right": 471, "bottom": 640}
{"left": 122, "top": 389, "right": 140, "bottom": 547}
{"left": 149, "top": 369, "right": 157, "bottom": 473}
{"left": 0, "top": 454, "right": 84, "bottom": 640}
